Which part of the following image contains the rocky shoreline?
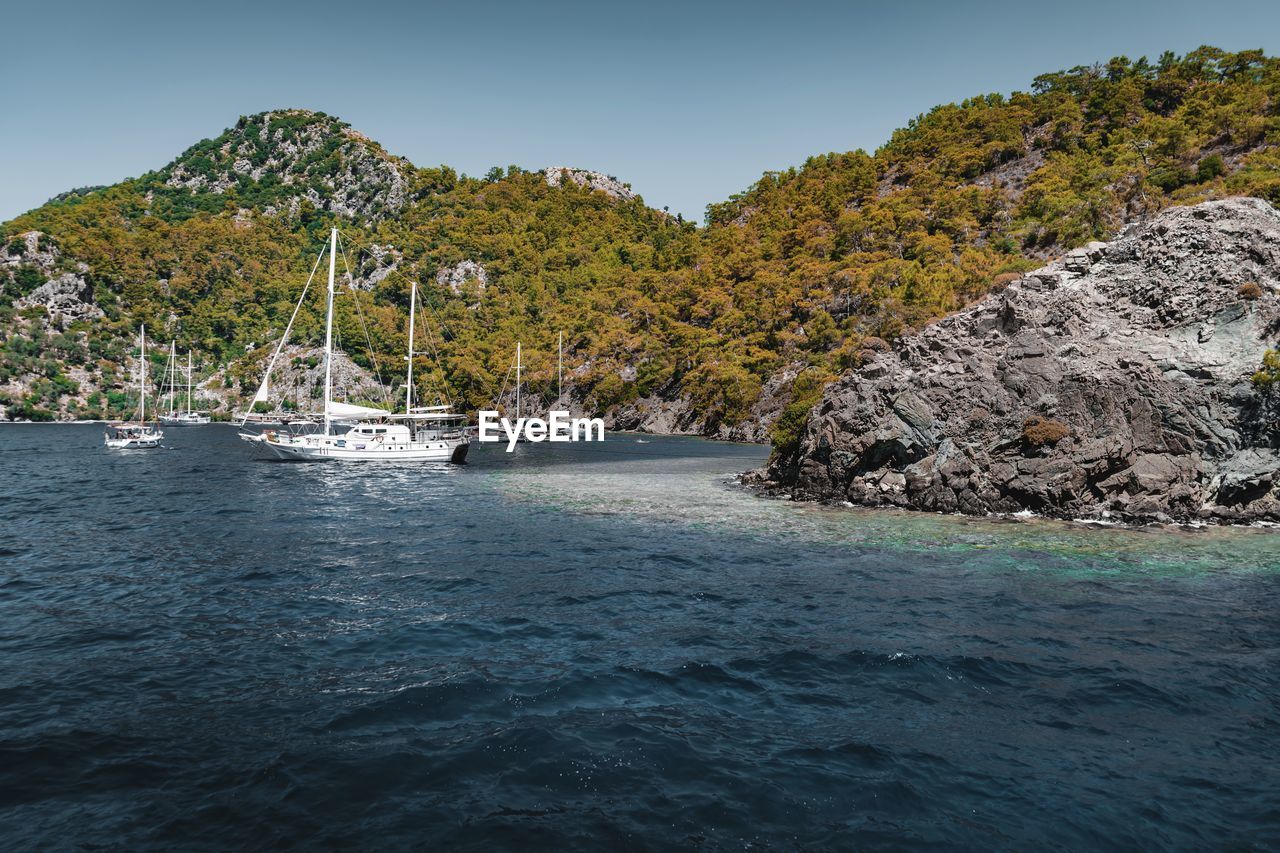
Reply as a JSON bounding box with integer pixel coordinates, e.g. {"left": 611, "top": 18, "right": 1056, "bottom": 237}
{"left": 751, "top": 198, "right": 1280, "bottom": 525}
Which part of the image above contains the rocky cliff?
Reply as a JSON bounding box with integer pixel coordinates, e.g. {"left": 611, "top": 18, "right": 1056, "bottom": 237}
{"left": 755, "top": 198, "right": 1280, "bottom": 524}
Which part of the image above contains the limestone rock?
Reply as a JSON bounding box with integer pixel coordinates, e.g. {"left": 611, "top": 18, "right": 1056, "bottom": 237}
{"left": 436, "top": 260, "right": 488, "bottom": 296}
{"left": 16, "top": 273, "right": 103, "bottom": 327}
{"left": 543, "top": 167, "right": 636, "bottom": 202}
{"left": 4, "top": 231, "right": 101, "bottom": 328}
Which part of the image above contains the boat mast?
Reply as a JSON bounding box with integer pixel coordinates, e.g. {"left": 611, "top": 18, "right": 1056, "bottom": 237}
{"left": 168, "top": 340, "right": 177, "bottom": 414}
{"left": 186, "top": 351, "right": 193, "bottom": 416}
{"left": 516, "top": 341, "right": 522, "bottom": 420}
{"left": 139, "top": 325, "right": 147, "bottom": 424}
{"left": 322, "top": 227, "right": 337, "bottom": 436}
{"left": 558, "top": 331, "right": 563, "bottom": 403}
{"left": 406, "top": 281, "right": 416, "bottom": 415}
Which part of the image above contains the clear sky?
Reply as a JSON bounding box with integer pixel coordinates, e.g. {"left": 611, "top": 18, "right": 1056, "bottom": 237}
{"left": 3, "top": 0, "right": 1276, "bottom": 223}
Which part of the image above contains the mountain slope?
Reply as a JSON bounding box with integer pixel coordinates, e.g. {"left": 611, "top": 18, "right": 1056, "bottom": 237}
{"left": 144, "top": 109, "right": 411, "bottom": 221}
{"left": 2, "top": 47, "right": 1278, "bottom": 429}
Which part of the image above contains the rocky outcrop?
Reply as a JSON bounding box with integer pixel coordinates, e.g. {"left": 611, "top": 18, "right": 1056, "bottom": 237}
{"left": 3, "top": 231, "right": 101, "bottom": 328}
{"left": 436, "top": 260, "right": 487, "bottom": 297}
{"left": 159, "top": 109, "right": 410, "bottom": 221}
{"left": 755, "top": 198, "right": 1280, "bottom": 524}
{"left": 350, "top": 243, "right": 402, "bottom": 291}
{"left": 543, "top": 167, "right": 636, "bottom": 202}
{"left": 16, "top": 273, "right": 103, "bottom": 327}
{"left": 2, "top": 230, "right": 59, "bottom": 273}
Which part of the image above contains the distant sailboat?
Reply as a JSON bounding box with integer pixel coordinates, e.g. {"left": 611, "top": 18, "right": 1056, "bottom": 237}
{"left": 240, "top": 228, "right": 470, "bottom": 462}
{"left": 104, "top": 326, "right": 163, "bottom": 449}
{"left": 160, "top": 343, "right": 211, "bottom": 425}
{"left": 495, "top": 341, "right": 532, "bottom": 443}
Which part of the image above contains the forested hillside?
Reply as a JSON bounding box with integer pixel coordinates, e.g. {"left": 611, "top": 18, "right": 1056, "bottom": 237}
{"left": 2, "top": 47, "right": 1277, "bottom": 437}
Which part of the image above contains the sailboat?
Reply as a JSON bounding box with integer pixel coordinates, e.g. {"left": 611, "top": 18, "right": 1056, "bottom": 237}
{"left": 240, "top": 228, "right": 470, "bottom": 463}
{"left": 495, "top": 341, "right": 533, "bottom": 444}
{"left": 159, "top": 343, "right": 212, "bottom": 425}
{"left": 104, "top": 326, "right": 164, "bottom": 449}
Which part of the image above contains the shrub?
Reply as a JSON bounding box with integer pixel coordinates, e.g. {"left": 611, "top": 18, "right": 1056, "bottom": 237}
{"left": 12, "top": 265, "right": 44, "bottom": 297}
{"left": 6, "top": 400, "right": 55, "bottom": 421}
{"left": 1022, "top": 415, "right": 1071, "bottom": 447}
{"left": 1238, "top": 281, "right": 1263, "bottom": 300}
{"left": 768, "top": 368, "right": 835, "bottom": 467}
{"left": 1252, "top": 350, "right": 1280, "bottom": 392}
{"left": 991, "top": 272, "right": 1022, "bottom": 291}
{"left": 1196, "top": 154, "right": 1226, "bottom": 182}
{"left": 1147, "top": 165, "right": 1194, "bottom": 193}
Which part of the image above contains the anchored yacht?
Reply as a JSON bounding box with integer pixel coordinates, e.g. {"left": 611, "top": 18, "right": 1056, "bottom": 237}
{"left": 104, "top": 326, "right": 164, "bottom": 449}
{"left": 239, "top": 228, "right": 470, "bottom": 463}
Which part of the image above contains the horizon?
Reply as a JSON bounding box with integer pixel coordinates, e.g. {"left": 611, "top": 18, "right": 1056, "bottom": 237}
{"left": 3, "top": 0, "right": 1278, "bottom": 223}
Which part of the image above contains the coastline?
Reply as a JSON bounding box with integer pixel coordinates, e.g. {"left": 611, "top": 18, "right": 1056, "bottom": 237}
{"left": 739, "top": 470, "right": 1280, "bottom": 534}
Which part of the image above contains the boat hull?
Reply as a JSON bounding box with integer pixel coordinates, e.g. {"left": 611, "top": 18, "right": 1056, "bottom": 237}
{"left": 258, "top": 434, "right": 469, "bottom": 463}
{"left": 104, "top": 433, "right": 163, "bottom": 449}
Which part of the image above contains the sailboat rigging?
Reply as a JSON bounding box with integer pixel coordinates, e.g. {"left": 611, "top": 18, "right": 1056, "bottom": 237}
{"left": 160, "top": 343, "right": 211, "bottom": 425}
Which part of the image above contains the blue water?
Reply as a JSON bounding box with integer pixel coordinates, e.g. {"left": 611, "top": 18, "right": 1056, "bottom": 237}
{"left": 1, "top": 424, "right": 1278, "bottom": 849}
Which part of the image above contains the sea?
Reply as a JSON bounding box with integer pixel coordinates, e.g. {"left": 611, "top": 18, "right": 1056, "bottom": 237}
{"left": 1, "top": 423, "right": 1277, "bottom": 849}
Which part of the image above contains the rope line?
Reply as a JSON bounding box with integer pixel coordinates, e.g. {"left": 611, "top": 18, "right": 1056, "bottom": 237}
{"left": 337, "top": 228, "right": 463, "bottom": 406}
{"left": 239, "top": 242, "right": 326, "bottom": 427}
{"left": 336, "top": 233, "right": 392, "bottom": 408}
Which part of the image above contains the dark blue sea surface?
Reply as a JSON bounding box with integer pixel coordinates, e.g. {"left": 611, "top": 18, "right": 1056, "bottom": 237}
{"left": 1, "top": 424, "right": 1278, "bottom": 849}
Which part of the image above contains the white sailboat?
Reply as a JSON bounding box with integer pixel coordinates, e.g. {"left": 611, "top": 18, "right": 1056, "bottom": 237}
{"left": 494, "top": 341, "right": 533, "bottom": 444}
{"left": 104, "top": 326, "right": 164, "bottom": 449}
{"left": 240, "top": 228, "right": 470, "bottom": 463}
{"left": 160, "top": 344, "right": 211, "bottom": 425}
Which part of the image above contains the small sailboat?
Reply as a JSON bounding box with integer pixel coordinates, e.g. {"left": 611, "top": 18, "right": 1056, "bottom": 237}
{"left": 240, "top": 228, "right": 470, "bottom": 463}
{"left": 159, "top": 344, "right": 212, "bottom": 425}
{"left": 495, "top": 341, "right": 532, "bottom": 443}
{"left": 104, "top": 326, "right": 164, "bottom": 449}
{"left": 516, "top": 340, "right": 524, "bottom": 422}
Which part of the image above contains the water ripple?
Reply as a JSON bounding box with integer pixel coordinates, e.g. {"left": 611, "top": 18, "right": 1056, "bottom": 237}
{"left": 0, "top": 424, "right": 1278, "bottom": 849}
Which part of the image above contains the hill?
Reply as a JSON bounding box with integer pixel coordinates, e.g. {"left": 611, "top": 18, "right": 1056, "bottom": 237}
{"left": 2, "top": 47, "right": 1278, "bottom": 431}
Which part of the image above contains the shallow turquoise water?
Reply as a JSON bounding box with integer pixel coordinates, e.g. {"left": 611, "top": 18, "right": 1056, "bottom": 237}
{"left": 0, "top": 424, "right": 1277, "bottom": 849}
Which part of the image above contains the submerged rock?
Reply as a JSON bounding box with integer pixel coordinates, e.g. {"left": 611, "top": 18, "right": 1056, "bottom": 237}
{"left": 756, "top": 197, "right": 1280, "bottom": 524}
